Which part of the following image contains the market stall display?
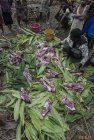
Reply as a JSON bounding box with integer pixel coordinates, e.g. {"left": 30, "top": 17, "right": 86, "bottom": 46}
{"left": 0, "top": 28, "right": 94, "bottom": 140}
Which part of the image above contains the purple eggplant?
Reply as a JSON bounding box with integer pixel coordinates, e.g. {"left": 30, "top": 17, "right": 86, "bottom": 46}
{"left": 37, "top": 41, "right": 48, "bottom": 49}
{"left": 42, "top": 99, "right": 52, "bottom": 117}
{"left": 63, "top": 82, "right": 84, "bottom": 90}
{"left": 70, "top": 69, "right": 83, "bottom": 76}
{"left": 36, "top": 42, "right": 58, "bottom": 66}
{"left": 40, "top": 76, "right": 55, "bottom": 92}
{"left": 60, "top": 96, "right": 75, "bottom": 110}
{"left": 20, "top": 88, "right": 31, "bottom": 103}
{"left": 23, "top": 68, "right": 32, "bottom": 82}
{"left": 9, "top": 52, "right": 21, "bottom": 65}
{"left": 2, "top": 45, "right": 9, "bottom": 49}
{"left": 45, "top": 48, "right": 56, "bottom": 59}
{"left": 45, "top": 69, "right": 58, "bottom": 78}
{"left": 53, "top": 57, "right": 62, "bottom": 67}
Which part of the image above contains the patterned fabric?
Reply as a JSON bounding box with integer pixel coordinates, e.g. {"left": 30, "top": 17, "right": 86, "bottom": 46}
{"left": 61, "top": 36, "right": 89, "bottom": 66}
{"left": 15, "top": 1, "right": 23, "bottom": 18}
{"left": 15, "top": 1, "right": 28, "bottom": 22}
{"left": 40, "top": 0, "right": 50, "bottom": 13}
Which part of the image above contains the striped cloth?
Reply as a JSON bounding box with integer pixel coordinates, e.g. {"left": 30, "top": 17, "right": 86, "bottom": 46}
{"left": 40, "top": 0, "right": 51, "bottom": 13}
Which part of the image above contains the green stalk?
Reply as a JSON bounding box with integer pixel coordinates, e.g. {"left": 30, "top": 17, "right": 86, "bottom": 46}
{"left": 1, "top": 35, "right": 12, "bottom": 47}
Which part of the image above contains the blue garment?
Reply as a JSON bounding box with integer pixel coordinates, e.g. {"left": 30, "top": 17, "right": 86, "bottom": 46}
{"left": 83, "top": 16, "right": 94, "bottom": 38}
{"left": 88, "top": 75, "right": 94, "bottom": 82}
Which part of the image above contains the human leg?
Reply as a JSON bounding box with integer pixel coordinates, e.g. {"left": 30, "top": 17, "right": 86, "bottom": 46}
{"left": 0, "top": 16, "right": 4, "bottom": 33}
{"left": 2, "top": 12, "right": 13, "bottom": 31}
{"left": 0, "top": 25, "right": 4, "bottom": 34}
{"left": 17, "top": 15, "right": 21, "bottom": 26}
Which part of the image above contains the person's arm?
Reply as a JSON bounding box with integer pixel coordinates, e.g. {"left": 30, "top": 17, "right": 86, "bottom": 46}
{"left": 60, "top": 8, "right": 70, "bottom": 23}
{"left": 78, "top": 5, "right": 90, "bottom": 20}
{"left": 71, "top": 5, "right": 89, "bottom": 19}
{"left": 71, "top": 5, "right": 82, "bottom": 18}
{"left": 60, "top": 36, "right": 73, "bottom": 49}
{"left": 82, "top": 5, "right": 90, "bottom": 17}
{"left": 61, "top": 36, "right": 69, "bottom": 45}
{"left": 71, "top": 13, "right": 83, "bottom": 18}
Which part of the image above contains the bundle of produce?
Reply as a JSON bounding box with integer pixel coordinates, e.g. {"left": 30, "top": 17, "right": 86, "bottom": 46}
{"left": 0, "top": 29, "right": 94, "bottom": 140}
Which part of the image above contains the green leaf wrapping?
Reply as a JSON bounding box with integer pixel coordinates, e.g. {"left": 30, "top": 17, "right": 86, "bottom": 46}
{"left": 29, "top": 109, "right": 41, "bottom": 131}
{"left": 16, "top": 123, "right": 21, "bottom": 140}
{"left": 14, "top": 99, "right": 21, "bottom": 121}
{"left": 20, "top": 101, "right": 25, "bottom": 126}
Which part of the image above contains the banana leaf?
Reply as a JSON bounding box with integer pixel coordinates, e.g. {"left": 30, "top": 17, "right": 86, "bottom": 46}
{"left": 1, "top": 29, "right": 94, "bottom": 140}
{"left": 20, "top": 101, "right": 25, "bottom": 126}
{"left": 29, "top": 109, "right": 41, "bottom": 131}
{"left": 16, "top": 123, "right": 21, "bottom": 140}
{"left": 14, "top": 99, "right": 21, "bottom": 121}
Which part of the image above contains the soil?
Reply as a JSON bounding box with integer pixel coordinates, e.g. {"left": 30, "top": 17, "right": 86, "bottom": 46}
{"left": 0, "top": 1, "right": 94, "bottom": 140}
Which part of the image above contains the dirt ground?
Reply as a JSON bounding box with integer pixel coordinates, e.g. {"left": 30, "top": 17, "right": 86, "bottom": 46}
{"left": 0, "top": 0, "right": 68, "bottom": 39}
{"left": 0, "top": 1, "right": 94, "bottom": 140}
